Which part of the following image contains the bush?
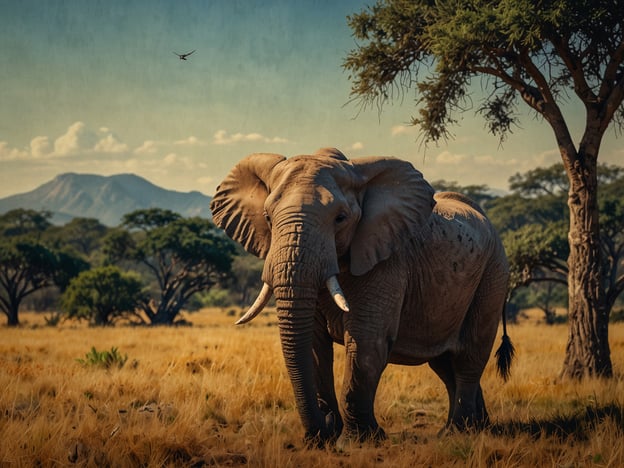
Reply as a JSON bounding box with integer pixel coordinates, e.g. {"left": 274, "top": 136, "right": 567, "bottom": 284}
{"left": 77, "top": 346, "right": 128, "bottom": 369}
{"left": 62, "top": 266, "right": 144, "bottom": 326}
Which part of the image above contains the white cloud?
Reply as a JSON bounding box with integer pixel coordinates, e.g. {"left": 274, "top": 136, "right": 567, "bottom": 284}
{"left": 30, "top": 136, "right": 52, "bottom": 158}
{"left": 0, "top": 141, "right": 29, "bottom": 160}
{"left": 51, "top": 121, "right": 130, "bottom": 156}
{"left": 53, "top": 121, "right": 98, "bottom": 156}
{"left": 162, "top": 152, "right": 194, "bottom": 169}
{"left": 174, "top": 136, "right": 207, "bottom": 146}
{"left": 474, "top": 154, "right": 517, "bottom": 166}
{"left": 134, "top": 140, "right": 159, "bottom": 155}
{"left": 391, "top": 125, "right": 416, "bottom": 137}
{"left": 94, "top": 133, "right": 129, "bottom": 153}
{"left": 213, "top": 129, "right": 288, "bottom": 145}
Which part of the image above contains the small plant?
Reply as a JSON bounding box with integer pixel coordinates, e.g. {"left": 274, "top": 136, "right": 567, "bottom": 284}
{"left": 77, "top": 346, "right": 128, "bottom": 369}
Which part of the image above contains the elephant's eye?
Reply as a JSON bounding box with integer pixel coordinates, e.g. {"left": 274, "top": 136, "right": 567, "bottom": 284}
{"left": 263, "top": 211, "right": 272, "bottom": 227}
{"left": 335, "top": 212, "right": 348, "bottom": 224}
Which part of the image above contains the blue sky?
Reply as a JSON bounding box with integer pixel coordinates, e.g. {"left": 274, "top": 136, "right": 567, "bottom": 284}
{"left": 1, "top": 0, "right": 622, "bottom": 198}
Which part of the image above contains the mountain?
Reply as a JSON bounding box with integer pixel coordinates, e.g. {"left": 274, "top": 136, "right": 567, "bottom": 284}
{"left": 0, "top": 173, "right": 213, "bottom": 226}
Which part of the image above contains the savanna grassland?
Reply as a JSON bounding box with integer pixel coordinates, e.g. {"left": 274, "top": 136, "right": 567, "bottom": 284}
{"left": 1, "top": 309, "right": 623, "bottom": 467}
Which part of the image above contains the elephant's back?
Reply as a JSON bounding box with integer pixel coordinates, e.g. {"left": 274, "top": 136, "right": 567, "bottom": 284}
{"left": 433, "top": 191, "right": 486, "bottom": 219}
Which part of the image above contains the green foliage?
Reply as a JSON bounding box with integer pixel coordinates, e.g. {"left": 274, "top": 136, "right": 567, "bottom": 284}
{"left": 230, "top": 250, "right": 264, "bottom": 306}
{"left": 0, "top": 210, "right": 93, "bottom": 324}
{"left": 199, "top": 288, "right": 232, "bottom": 309}
{"left": 105, "top": 209, "right": 237, "bottom": 324}
{"left": 0, "top": 208, "right": 52, "bottom": 237}
{"left": 51, "top": 250, "right": 90, "bottom": 292}
{"left": 344, "top": 0, "right": 624, "bottom": 144}
{"left": 122, "top": 208, "right": 181, "bottom": 230}
{"left": 502, "top": 221, "right": 569, "bottom": 288}
{"left": 61, "top": 266, "right": 144, "bottom": 326}
{"left": 509, "top": 165, "right": 569, "bottom": 196}
{"left": 44, "top": 217, "right": 109, "bottom": 262}
{"left": 77, "top": 346, "right": 128, "bottom": 369}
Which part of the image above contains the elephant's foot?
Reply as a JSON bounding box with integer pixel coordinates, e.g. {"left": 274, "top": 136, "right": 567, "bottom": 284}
{"left": 447, "top": 385, "right": 490, "bottom": 432}
{"left": 303, "top": 411, "right": 342, "bottom": 448}
{"left": 336, "top": 423, "right": 387, "bottom": 450}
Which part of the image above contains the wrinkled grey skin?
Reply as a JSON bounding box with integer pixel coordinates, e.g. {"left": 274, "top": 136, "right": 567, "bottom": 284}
{"left": 210, "top": 148, "right": 510, "bottom": 444}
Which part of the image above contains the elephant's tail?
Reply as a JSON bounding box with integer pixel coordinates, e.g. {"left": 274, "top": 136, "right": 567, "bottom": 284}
{"left": 495, "top": 302, "right": 515, "bottom": 382}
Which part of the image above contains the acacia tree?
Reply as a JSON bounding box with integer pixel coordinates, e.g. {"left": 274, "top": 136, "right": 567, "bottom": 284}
{"left": 105, "top": 209, "right": 236, "bottom": 324}
{"left": 344, "top": 0, "right": 624, "bottom": 378}
{"left": 0, "top": 210, "right": 88, "bottom": 326}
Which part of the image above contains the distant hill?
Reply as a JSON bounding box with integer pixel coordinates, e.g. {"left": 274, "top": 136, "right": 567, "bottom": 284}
{"left": 0, "top": 173, "right": 213, "bottom": 226}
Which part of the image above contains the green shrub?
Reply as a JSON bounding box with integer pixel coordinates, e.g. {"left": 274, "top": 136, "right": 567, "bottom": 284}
{"left": 77, "top": 346, "right": 128, "bottom": 369}
{"left": 61, "top": 266, "right": 144, "bottom": 326}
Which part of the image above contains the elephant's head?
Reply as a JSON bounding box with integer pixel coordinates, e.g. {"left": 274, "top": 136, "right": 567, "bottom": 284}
{"left": 210, "top": 148, "right": 435, "bottom": 440}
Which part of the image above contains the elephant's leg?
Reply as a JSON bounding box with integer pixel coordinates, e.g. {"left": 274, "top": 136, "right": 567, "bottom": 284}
{"left": 428, "top": 353, "right": 456, "bottom": 429}
{"left": 449, "top": 377, "right": 489, "bottom": 430}
{"left": 340, "top": 331, "right": 389, "bottom": 442}
{"left": 312, "top": 314, "right": 342, "bottom": 439}
{"left": 448, "top": 266, "right": 505, "bottom": 431}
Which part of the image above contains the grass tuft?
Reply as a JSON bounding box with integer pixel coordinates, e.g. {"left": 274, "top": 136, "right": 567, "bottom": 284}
{"left": 76, "top": 346, "right": 128, "bottom": 369}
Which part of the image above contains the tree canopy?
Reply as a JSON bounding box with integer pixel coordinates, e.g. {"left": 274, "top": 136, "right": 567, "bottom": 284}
{"left": 345, "top": 0, "right": 624, "bottom": 144}
{"left": 0, "top": 210, "right": 88, "bottom": 326}
{"left": 105, "top": 208, "right": 237, "bottom": 324}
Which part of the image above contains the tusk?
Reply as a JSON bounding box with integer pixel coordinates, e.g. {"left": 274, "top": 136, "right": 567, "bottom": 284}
{"left": 326, "top": 276, "right": 350, "bottom": 312}
{"left": 236, "top": 282, "right": 273, "bottom": 325}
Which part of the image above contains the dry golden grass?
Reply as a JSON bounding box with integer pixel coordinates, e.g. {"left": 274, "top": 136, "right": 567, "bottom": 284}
{"left": 1, "top": 309, "right": 623, "bottom": 467}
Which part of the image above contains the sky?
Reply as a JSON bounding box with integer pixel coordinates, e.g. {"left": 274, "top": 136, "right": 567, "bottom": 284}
{"left": 1, "top": 0, "right": 622, "bottom": 199}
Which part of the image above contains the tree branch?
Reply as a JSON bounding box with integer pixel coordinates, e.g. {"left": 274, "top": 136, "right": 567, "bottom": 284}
{"left": 549, "top": 32, "right": 596, "bottom": 104}
{"left": 598, "top": 39, "right": 624, "bottom": 102}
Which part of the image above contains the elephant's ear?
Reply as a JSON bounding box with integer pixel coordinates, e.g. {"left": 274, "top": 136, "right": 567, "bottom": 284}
{"left": 210, "top": 153, "right": 286, "bottom": 258}
{"left": 349, "top": 157, "right": 435, "bottom": 276}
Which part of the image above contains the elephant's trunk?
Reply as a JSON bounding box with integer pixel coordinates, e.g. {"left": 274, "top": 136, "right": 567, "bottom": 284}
{"left": 267, "top": 221, "right": 339, "bottom": 442}
{"left": 275, "top": 291, "right": 330, "bottom": 440}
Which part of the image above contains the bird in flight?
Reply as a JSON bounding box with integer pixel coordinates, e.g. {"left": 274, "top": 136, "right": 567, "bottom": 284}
{"left": 173, "top": 50, "right": 196, "bottom": 61}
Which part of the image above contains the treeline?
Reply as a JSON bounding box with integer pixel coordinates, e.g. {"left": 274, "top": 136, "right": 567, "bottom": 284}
{"left": 0, "top": 208, "right": 260, "bottom": 326}
{"left": 1, "top": 163, "right": 622, "bottom": 327}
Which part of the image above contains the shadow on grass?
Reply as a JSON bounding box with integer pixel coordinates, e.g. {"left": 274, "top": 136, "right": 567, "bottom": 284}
{"left": 490, "top": 403, "right": 624, "bottom": 441}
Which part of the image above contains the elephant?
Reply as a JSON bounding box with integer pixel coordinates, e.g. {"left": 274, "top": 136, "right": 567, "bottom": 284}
{"left": 210, "top": 148, "right": 514, "bottom": 445}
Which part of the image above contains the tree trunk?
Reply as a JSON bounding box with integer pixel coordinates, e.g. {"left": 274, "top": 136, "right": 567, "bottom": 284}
{"left": 562, "top": 158, "right": 612, "bottom": 378}
{"left": 7, "top": 306, "right": 19, "bottom": 326}
{"left": 150, "top": 306, "right": 178, "bottom": 325}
